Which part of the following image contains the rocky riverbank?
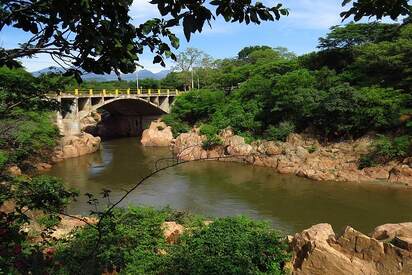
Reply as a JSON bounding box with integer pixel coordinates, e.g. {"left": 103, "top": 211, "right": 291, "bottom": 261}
{"left": 289, "top": 222, "right": 412, "bottom": 274}
{"left": 141, "top": 121, "right": 412, "bottom": 186}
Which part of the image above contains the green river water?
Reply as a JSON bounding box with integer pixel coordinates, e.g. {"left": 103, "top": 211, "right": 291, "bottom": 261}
{"left": 47, "top": 137, "right": 412, "bottom": 234}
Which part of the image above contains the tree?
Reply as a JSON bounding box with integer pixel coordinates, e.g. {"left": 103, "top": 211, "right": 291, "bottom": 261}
{"left": 0, "top": 0, "right": 289, "bottom": 80}
{"left": 318, "top": 22, "right": 400, "bottom": 50}
{"left": 341, "top": 0, "right": 412, "bottom": 21}
{"left": 237, "top": 45, "right": 272, "bottom": 60}
{"left": 173, "top": 48, "right": 206, "bottom": 90}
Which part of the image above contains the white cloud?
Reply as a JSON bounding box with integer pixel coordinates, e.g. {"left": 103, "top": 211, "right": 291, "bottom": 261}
{"left": 130, "top": 0, "right": 160, "bottom": 22}
{"left": 279, "top": 0, "right": 343, "bottom": 29}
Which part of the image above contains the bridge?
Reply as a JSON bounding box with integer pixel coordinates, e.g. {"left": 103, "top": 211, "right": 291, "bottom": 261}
{"left": 53, "top": 88, "right": 183, "bottom": 137}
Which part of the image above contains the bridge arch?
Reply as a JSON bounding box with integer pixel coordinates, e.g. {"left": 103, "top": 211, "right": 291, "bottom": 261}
{"left": 56, "top": 92, "right": 178, "bottom": 136}
{"left": 77, "top": 96, "right": 168, "bottom": 120}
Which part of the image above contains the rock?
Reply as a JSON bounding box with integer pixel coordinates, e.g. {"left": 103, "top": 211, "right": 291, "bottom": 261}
{"left": 257, "top": 141, "right": 282, "bottom": 156}
{"left": 35, "top": 162, "right": 52, "bottom": 172}
{"left": 295, "top": 146, "right": 309, "bottom": 160}
{"left": 162, "top": 221, "right": 184, "bottom": 244}
{"left": 141, "top": 120, "right": 174, "bottom": 147}
{"left": 290, "top": 223, "right": 412, "bottom": 275}
{"left": 286, "top": 133, "right": 306, "bottom": 146}
{"left": 352, "top": 136, "right": 373, "bottom": 155}
{"left": 226, "top": 135, "right": 253, "bottom": 157}
{"left": 53, "top": 133, "right": 101, "bottom": 161}
{"left": 389, "top": 166, "right": 412, "bottom": 186}
{"left": 173, "top": 132, "right": 207, "bottom": 161}
{"left": 392, "top": 237, "right": 412, "bottom": 252}
{"left": 7, "top": 165, "right": 22, "bottom": 176}
{"left": 51, "top": 216, "right": 97, "bottom": 239}
{"left": 172, "top": 128, "right": 412, "bottom": 186}
{"left": 403, "top": 157, "right": 412, "bottom": 167}
{"left": 220, "top": 128, "right": 234, "bottom": 139}
{"left": 371, "top": 222, "right": 412, "bottom": 241}
{"left": 363, "top": 167, "right": 390, "bottom": 180}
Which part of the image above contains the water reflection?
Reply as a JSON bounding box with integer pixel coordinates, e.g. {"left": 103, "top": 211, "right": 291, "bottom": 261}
{"left": 47, "top": 138, "right": 412, "bottom": 234}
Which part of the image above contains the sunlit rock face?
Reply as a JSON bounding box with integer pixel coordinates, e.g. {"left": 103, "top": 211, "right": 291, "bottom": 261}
{"left": 141, "top": 120, "right": 174, "bottom": 147}
{"left": 52, "top": 133, "right": 101, "bottom": 161}
{"left": 289, "top": 223, "right": 412, "bottom": 275}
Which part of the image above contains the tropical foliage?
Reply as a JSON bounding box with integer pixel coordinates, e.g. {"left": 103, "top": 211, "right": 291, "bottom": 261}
{"left": 166, "top": 22, "right": 412, "bottom": 164}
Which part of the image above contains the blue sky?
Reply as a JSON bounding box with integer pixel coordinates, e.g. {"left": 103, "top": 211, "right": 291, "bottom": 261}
{"left": 0, "top": 0, "right": 398, "bottom": 72}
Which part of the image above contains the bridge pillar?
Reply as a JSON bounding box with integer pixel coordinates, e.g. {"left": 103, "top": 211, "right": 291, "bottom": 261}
{"left": 159, "top": 96, "right": 170, "bottom": 113}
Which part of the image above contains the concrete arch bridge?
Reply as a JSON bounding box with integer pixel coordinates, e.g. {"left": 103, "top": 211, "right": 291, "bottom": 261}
{"left": 54, "top": 88, "right": 182, "bottom": 138}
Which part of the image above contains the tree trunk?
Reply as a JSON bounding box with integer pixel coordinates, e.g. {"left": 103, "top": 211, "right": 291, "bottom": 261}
{"left": 191, "top": 69, "right": 194, "bottom": 90}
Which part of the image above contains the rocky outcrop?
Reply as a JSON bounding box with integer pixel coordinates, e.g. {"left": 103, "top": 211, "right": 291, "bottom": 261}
{"left": 141, "top": 120, "right": 174, "bottom": 147}
{"left": 6, "top": 165, "right": 22, "bottom": 176}
{"left": 172, "top": 129, "right": 412, "bottom": 186}
{"left": 52, "top": 133, "right": 101, "bottom": 162}
{"left": 162, "top": 221, "right": 184, "bottom": 244}
{"left": 289, "top": 223, "right": 412, "bottom": 274}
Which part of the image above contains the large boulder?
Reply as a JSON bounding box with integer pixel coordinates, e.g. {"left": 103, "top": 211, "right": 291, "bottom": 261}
{"left": 53, "top": 133, "right": 101, "bottom": 161}
{"left": 290, "top": 223, "right": 412, "bottom": 275}
{"left": 371, "top": 223, "right": 412, "bottom": 241}
{"left": 162, "top": 221, "right": 184, "bottom": 244}
{"left": 173, "top": 131, "right": 207, "bottom": 161}
{"left": 141, "top": 120, "right": 174, "bottom": 147}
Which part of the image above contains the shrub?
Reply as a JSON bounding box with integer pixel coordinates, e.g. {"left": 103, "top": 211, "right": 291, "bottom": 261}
{"left": 55, "top": 207, "right": 170, "bottom": 274}
{"left": 162, "top": 114, "right": 190, "bottom": 137}
{"left": 307, "top": 145, "right": 317, "bottom": 154}
{"left": 200, "top": 124, "right": 222, "bottom": 150}
{"left": 164, "top": 216, "right": 290, "bottom": 274}
{"left": 358, "top": 135, "right": 411, "bottom": 168}
{"left": 53, "top": 208, "right": 290, "bottom": 274}
{"left": 202, "top": 135, "right": 223, "bottom": 150}
{"left": 358, "top": 154, "right": 377, "bottom": 169}
{"left": 265, "top": 121, "right": 295, "bottom": 141}
{"left": 373, "top": 135, "right": 411, "bottom": 162}
{"left": 0, "top": 150, "right": 8, "bottom": 171}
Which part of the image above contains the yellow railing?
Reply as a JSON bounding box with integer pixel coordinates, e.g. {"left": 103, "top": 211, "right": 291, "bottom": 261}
{"left": 59, "top": 88, "right": 182, "bottom": 96}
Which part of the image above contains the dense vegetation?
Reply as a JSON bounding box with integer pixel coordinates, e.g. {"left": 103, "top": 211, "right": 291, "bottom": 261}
{"left": 52, "top": 207, "right": 289, "bottom": 274}
{"left": 165, "top": 21, "right": 412, "bottom": 165}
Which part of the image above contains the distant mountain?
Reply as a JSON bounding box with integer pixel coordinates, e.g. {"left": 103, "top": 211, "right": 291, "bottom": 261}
{"left": 32, "top": 67, "right": 171, "bottom": 81}
{"left": 32, "top": 66, "right": 65, "bottom": 77}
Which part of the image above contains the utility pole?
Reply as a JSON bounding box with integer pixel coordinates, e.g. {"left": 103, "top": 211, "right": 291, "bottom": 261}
{"left": 136, "top": 65, "right": 139, "bottom": 91}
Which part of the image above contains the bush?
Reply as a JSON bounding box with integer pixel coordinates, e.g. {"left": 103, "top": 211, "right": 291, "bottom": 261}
{"left": 165, "top": 216, "right": 290, "bottom": 274}
{"left": 53, "top": 208, "right": 290, "bottom": 274}
{"left": 265, "top": 121, "right": 295, "bottom": 141}
{"left": 200, "top": 124, "right": 223, "bottom": 150}
{"left": 55, "top": 207, "right": 170, "bottom": 274}
{"left": 162, "top": 114, "right": 190, "bottom": 137}
{"left": 359, "top": 135, "right": 411, "bottom": 168}
{"left": 0, "top": 150, "right": 8, "bottom": 171}
{"left": 199, "top": 123, "right": 218, "bottom": 138}
{"left": 373, "top": 135, "right": 411, "bottom": 162}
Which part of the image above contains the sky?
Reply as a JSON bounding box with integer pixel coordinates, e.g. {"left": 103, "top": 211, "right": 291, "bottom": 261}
{"left": 0, "top": 0, "right": 398, "bottom": 73}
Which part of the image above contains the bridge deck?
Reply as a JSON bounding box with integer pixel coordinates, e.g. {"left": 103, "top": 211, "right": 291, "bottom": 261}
{"left": 52, "top": 88, "right": 181, "bottom": 97}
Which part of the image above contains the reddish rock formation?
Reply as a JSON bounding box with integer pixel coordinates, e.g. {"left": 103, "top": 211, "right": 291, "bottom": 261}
{"left": 162, "top": 221, "right": 184, "bottom": 244}
{"left": 141, "top": 120, "right": 174, "bottom": 147}
{"left": 6, "top": 165, "right": 22, "bottom": 176}
{"left": 171, "top": 128, "right": 412, "bottom": 186}
{"left": 52, "top": 133, "right": 101, "bottom": 161}
{"left": 289, "top": 223, "right": 412, "bottom": 274}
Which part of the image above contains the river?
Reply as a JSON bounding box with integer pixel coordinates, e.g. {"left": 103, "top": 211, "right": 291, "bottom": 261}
{"left": 47, "top": 137, "right": 412, "bottom": 234}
